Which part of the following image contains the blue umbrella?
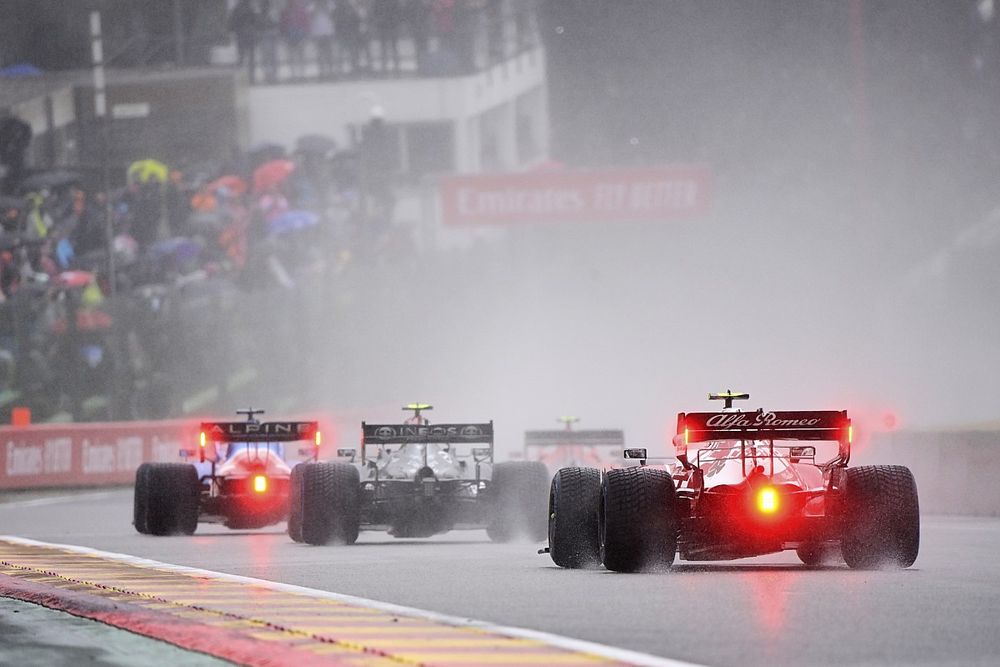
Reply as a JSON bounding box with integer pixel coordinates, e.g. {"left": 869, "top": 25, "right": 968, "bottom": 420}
{"left": 150, "top": 237, "right": 202, "bottom": 262}
{"left": 0, "top": 63, "right": 42, "bottom": 77}
{"left": 267, "top": 210, "right": 318, "bottom": 236}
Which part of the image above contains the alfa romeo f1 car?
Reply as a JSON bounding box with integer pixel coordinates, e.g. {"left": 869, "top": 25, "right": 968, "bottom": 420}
{"left": 288, "top": 404, "right": 549, "bottom": 545}
{"left": 546, "top": 392, "right": 920, "bottom": 572}
{"left": 525, "top": 417, "right": 626, "bottom": 469}
{"left": 133, "top": 408, "right": 320, "bottom": 535}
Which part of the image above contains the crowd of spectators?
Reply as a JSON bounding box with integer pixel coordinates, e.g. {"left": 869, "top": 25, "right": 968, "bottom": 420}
{"left": 228, "top": 0, "right": 537, "bottom": 82}
{"left": 0, "top": 128, "right": 406, "bottom": 421}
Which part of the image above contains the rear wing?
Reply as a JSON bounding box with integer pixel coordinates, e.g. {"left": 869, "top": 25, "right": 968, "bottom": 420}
{"left": 361, "top": 422, "right": 494, "bottom": 445}
{"left": 524, "top": 430, "right": 625, "bottom": 448}
{"left": 677, "top": 410, "right": 851, "bottom": 465}
{"left": 360, "top": 422, "right": 493, "bottom": 465}
{"left": 201, "top": 421, "right": 320, "bottom": 442}
{"left": 192, "top": 421, "right": 321, "bottom": 463}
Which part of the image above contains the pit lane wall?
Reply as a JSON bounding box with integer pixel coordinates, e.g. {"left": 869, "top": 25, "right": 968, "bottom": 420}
{"left": 0, "top": 421, "right": 198, "bottom": 489}
{"left": 855, "top": 430, "right": 1000, "bottom": 517}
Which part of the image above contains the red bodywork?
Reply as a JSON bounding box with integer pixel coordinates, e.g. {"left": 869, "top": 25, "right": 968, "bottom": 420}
{"left": 671, "top": 409, "right": 850, "bottom": 561}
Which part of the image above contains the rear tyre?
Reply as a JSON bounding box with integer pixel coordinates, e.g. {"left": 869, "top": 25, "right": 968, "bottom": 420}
{"left": 144, "top": 463, "right": 200, "bottom": 536}
{"left": 133, "top": 463, "right": 152, "bottom": 534}
{"left": 298, "top": 462, "right": 360, "bottom": 545}
{"left": 548, "top": 467, "right": 601, "bottom": 568}
{"left": 841, "top": 465, "right": 920, "bottom": 569}
{"left": 287, "top": 463, "right": 305, "bottom": 542}
{"left": 796, "top": 542, "right": 837, "bottom": 567}
{"left": 600, "top": 467, "right": 677, "bottom": 573}
{"left": 487, "top": 461, "right": 550, "bottom": 543}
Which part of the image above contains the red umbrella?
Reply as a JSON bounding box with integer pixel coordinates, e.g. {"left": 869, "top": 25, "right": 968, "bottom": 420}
{"left": 56, "top": 270, "right": 95, "bottom": 288}
{"left": 253, "top": 160, "right": 295, "bottom": 193}
{"left": 205, "top": 174, "right": 248, "bottom": 196}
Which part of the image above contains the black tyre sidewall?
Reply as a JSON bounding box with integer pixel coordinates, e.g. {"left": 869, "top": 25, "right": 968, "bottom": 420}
{"left": 548, "top": 467, "right": 601, "bottom": 568}
{"left": 133, "top": 463, "right": 152, "bottom": 534}
{"left": 600, "top": 467, "right": 677, "bottom": 573}
{"left": 842, "top": 465, "right": 920, "bottom": 569}
{"left": 300, "top": 462, "right": 360, "bottom": 545}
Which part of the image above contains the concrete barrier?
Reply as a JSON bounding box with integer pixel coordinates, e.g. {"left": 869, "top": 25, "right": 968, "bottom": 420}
{"left": 0, "top": 421, "right": 197, "bottom": 489}
{"left": 854, "top": 430, "right": 1000, "bottom": 517}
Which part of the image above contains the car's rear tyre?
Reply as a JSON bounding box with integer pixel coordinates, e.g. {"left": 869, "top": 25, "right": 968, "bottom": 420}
{"left": 796, "top": 542, "right": 838, "bottom": 567}
{"left": 548, "top": 467, "right": 601, "bottom": 568}
{"left": 133, "top": 463, "right": 152, "bottom": 534}
{"left": 487, "top": 461, "right": 550, "bottom": 543}
{"left": 141, "top": 463, "right": 200, "bottom": 536}
{"left": 841, "top": 465, "right": 920, "bottom": 569}
{"left": 287, "top": 463, "right": 305, "bottom": 542}
{"left": 600, "top": 467, "right": 677, "bottom": 573}
{"left": 297, "top": 462, "right": 360, "bottom": 545}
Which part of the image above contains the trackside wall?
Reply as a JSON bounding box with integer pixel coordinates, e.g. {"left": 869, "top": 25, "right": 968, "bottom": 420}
{"left": 855, "top": 430, "right": 1000, "bottom": 517}
{"left": 0, "top": 422, "right": 197, "bottom": 489}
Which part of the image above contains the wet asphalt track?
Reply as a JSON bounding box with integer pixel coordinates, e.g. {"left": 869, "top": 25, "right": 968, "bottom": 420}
{"left": 1, "top": 489, "right": 999, "bottom": 667}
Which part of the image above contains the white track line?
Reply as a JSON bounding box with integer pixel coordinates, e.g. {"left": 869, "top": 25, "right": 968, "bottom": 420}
{"left": 0, "top": 490, "right": 123, "bottom": 509}
{"left": 0, "top": 535, "right": 707, "bottom": 667}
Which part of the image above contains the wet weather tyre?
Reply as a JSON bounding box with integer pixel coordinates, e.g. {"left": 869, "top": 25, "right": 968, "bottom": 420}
{"left": 287, "top": 463, "right": 305, "bottom": 542}
{"left": 487, "top": 461, "right": 551, "bottom": 543}
{"left": 548, "top": 467, "right": 602, "bottom": 568}
{"left": 600, "top": 467, "right": 677, "bottom": 573}
{"left": 133, "top": 463, "right": 152, "bottom": 534}
{"left": 143, "top": 463, "right": 200, "bottom": 536}
{"left": 841, "top": 465, "right": 920, "bottom": 569}
{"left": 795, "top": 542, "right": 836, "bottom": 567}
{"left": 299, "top": 462, "right": 360, "bottom": 546}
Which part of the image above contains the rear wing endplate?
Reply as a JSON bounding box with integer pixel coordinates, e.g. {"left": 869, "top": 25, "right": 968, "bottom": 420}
{"left": 361, "top": 422, "right": 494, "bottom": 445}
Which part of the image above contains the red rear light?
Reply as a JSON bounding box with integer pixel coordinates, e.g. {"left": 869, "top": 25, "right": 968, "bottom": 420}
{"left": 315, "top": 430, "right": 322, "bottom": 446}
{"left": 253, "top": 475, "right": 268, "bottom": 493}
{"left": 756, "top": 487, "right": 779, "bottom": 514}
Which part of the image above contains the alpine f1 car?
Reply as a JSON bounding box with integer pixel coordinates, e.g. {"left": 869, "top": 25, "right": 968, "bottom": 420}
{"left": 133, "top": 408, "right": 321, "bottom": 535}
{"left": 525, "top": 417, "right": 626, "bottom": 470}
{"left": 546, "top": 392, "right": 920, "bottom": 572}
{"left": 288, "top": 404, "right": 549, "bottom": 545}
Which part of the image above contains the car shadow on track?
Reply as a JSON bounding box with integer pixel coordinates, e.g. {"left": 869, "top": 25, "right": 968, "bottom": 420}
{"left": 537, "top": 564, "right": 921, "bottom": 574}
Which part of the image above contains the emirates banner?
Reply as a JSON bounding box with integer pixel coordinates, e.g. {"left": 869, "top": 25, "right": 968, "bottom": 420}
{"left": 0, "top": 421, "right": 199, "bottom": 489}
{"left": 440, "top": 166, "right": 711, "bottom": 226}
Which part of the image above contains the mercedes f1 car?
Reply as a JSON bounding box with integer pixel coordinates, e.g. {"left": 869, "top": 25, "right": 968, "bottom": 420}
{"left": 288, "top": 404, "right": 549, "bottom": 545}
{"left": 133, "top": 408, "right": 320, "bottom": 535}
{"left": 525, "top": 417, "right": 626, "bottom": 470}
{"left": 546, "top": 392, "right": 920, "bottom": 571}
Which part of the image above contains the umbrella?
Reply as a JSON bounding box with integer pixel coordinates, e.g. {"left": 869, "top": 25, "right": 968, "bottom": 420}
{"left": 150, "top": 237, "right": 202, "bottom": 263}
{"left": 0, "top": 63, "right": 42, "bottom": 77}
{"left": 267, "top": 210, "right": 318, "bottom": 236}
{"left": 56, "top": 270, "right": 95, "bottom": 289}
{"left": 204, "top": 174, "right": 248, "bottom": 196}
{"left": 253, "top": 159, "right": 296, "bottom": 193}
{"left": 16, "top": 169, "right": 82, "bottom": 193}
{"left": 247, "top": 142, "right": 287, "bottom": 167}
{"left": 295, "top": 134, "right": 338, "bottom": 155}
{"left": 0, "top": 196, "right": 24, "bottom": 212}
{"left": 128, "top": 159, "right": 170, "bottom": 185}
